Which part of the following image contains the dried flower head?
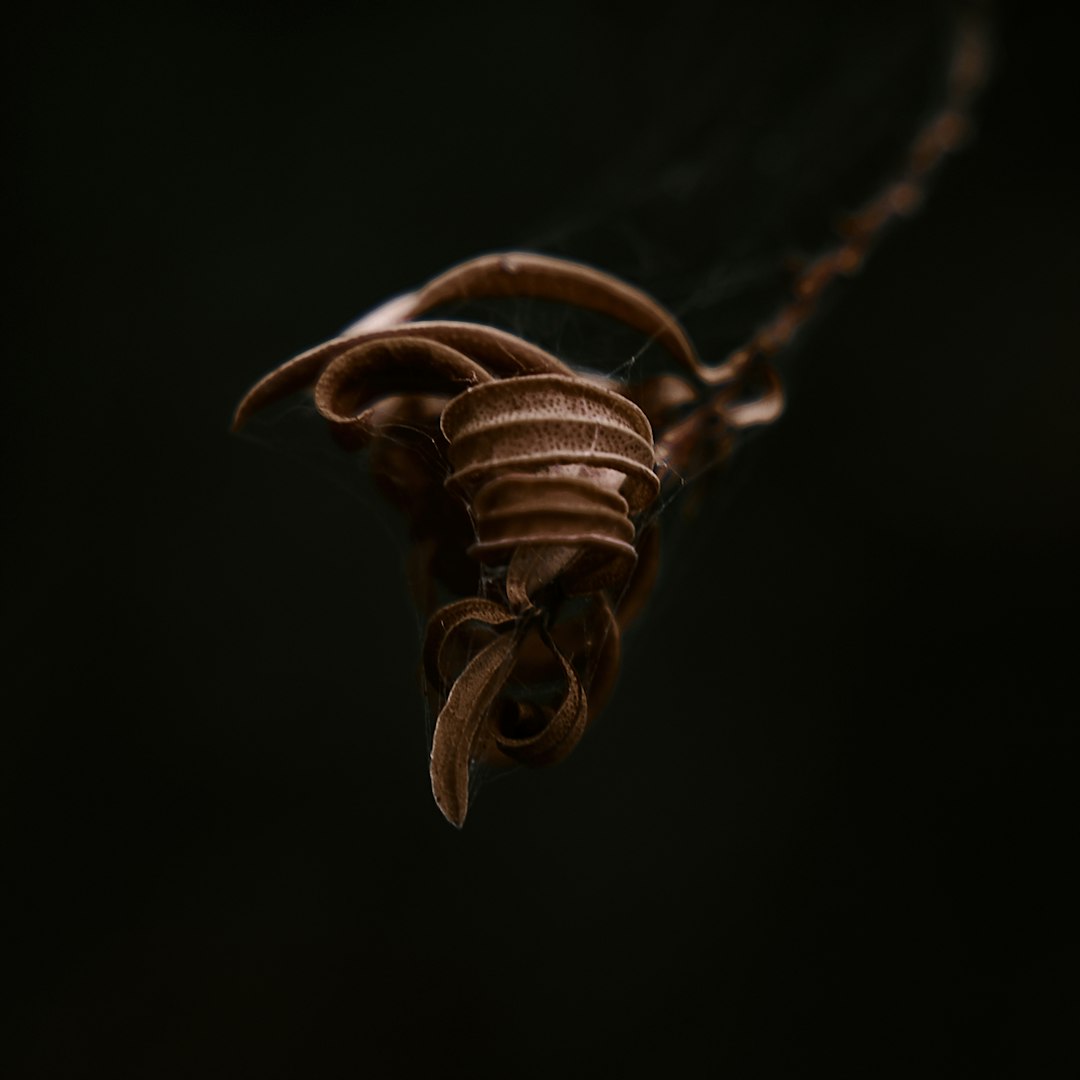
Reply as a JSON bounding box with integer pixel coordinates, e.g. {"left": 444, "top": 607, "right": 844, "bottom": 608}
{"left": 233, "top": 11, "right": 989, "bottom": 826}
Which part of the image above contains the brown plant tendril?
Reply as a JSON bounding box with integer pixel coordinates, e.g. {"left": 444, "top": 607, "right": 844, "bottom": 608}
{"left": 233, "top": 10, "right": 990, "bottom": 826}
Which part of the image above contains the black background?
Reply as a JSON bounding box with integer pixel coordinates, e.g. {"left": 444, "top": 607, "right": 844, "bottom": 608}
{"left": 6, "top": 2, "right": 1077, "bottom": 1076}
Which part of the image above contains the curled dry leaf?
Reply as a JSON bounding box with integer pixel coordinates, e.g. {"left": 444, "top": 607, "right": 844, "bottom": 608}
{"left": 233, "top": 11, "right": 990, "bottom": 825}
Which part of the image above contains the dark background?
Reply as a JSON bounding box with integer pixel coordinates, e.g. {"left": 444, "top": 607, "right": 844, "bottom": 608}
{"left": 6, "top": 2, "right": 1076, "bottom": 1076}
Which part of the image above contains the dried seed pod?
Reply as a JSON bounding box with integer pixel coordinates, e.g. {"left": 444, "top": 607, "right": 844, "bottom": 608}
{"left": 235, "top": 12, "right": 990, "bottom": 823}
{"left": 233, "top": 257, "right": 700, "bottom": 825}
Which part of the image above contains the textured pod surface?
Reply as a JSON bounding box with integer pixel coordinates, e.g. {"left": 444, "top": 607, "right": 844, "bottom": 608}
{"left": 469, "top": 474, "right": 636, "bottom": 561}
{"left": 442, "top": 374, "right": 660, "bottom": 513}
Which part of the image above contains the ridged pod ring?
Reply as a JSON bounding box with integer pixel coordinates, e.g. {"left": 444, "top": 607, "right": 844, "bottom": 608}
{"left": 442, "top": 374, "right": 659, "bottom": 506}
{"left": 439, "top": 374, "right": 659, "bottom": 592}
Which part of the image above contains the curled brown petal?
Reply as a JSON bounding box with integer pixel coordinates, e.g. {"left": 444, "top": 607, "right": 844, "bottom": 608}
{"left": 423, "top": 591, "right": 618, "bottom": 816}
{"left": 493, "top": 636, "right": 588, "bottom": 766}
{"left": 429, "top": 631, "right": 519, "bottom": 828}
{"left": 719, "top": 363, "right": 785, "bottom": 429}
{"left": 342, "top": 252, "right": 740, "bottom": 387}
{"left": 421, "top": 597, "right": 517, "bottom": 691}
{"left": 312, "top": 335, "right": 493, "bottom": 443}
{"left": 232, "top": 321, "right": 572, "bottom": 432}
